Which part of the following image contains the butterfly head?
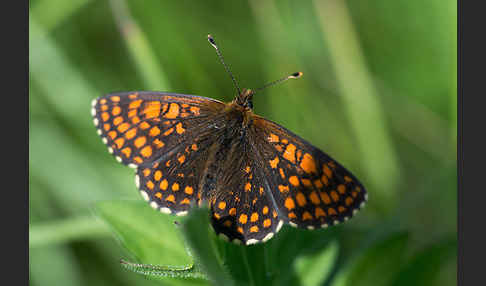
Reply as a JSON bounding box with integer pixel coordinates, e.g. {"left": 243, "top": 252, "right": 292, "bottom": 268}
{"left": 235, "top": 88, "right": 254, "bottom": 110}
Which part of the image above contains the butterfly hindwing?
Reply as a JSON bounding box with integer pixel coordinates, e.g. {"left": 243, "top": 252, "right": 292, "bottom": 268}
{"left": 252, "top": 116, "right": 368, "bottom": 229}
{"left": 207, "top": 137, "right": 284, "bottom": 245}
{"left": 91, "top": 91, "right": 225, "bottom": 168}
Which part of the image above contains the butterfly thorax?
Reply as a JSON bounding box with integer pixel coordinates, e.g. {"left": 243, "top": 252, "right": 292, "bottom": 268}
{"left": 225, "top": 88, "right": 254, "bottom": 127}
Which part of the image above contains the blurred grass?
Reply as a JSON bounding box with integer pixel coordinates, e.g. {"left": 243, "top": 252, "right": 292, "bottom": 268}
{"left": 29, "top": 0, "right": 456, "bottom": 285}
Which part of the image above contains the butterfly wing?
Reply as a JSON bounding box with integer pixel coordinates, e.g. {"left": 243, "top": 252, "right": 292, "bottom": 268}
{"left": 251, "top": 116, "right": 368, "bottom": 229}
{"left": 207, "top": 134, "right": 284, "bottom": 245}
{"left": 91, "top": 91, "right": 227, "bottom": 214}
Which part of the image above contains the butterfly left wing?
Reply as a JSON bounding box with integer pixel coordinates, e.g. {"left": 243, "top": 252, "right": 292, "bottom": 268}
{"left": 251, "top": 116, "right": 368, "bottom": 229}
{"left": 91, "top": 91, "right": 227, "bottom": 214}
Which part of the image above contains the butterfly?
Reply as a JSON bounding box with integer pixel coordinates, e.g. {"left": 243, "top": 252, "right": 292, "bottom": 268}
{"left": 91, "top": 35, "right": 367, "bottom": 245}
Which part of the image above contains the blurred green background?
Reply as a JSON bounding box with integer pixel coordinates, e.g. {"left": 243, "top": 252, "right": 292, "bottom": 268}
{"left": 29, "top": 0, "right": 456, "bottom": 285}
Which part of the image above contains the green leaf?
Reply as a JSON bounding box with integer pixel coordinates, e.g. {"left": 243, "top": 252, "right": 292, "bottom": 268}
{"left": 331, "top": 231, "right": 409, "bottom": 286}
{"left": 390, "top": 237, "right": 456, "bottom": 286}
{"left": 294, "top": 240, "right": 339, "bottom": 286}
{"left": 179, "top": 207, "right": 235, "bottom": 286}
{"left": 95, "top": 200, "right": 193, "bottom": 271}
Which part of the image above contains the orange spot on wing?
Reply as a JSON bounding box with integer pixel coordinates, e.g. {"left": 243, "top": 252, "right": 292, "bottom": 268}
{"left": 153, "top": 139, "right": 165, "bottom": 148}
{"left": 155, "top": 192, "right": 162, "bottom": 199}
{"left": 125, "top": 128, "right": 137, "bottom": 140}
{"left": 328, "top": 208, "right": 337, "bottom": 215}
{"left": 184, "top": 186, "right": 194, "bottom": 195}
{"left": 315, "top": 207, "right": 326, "bottom": 218}
{"left": 191, "top": 144, "right": 198, "bottom": 151}
{"left": 279, "top": 168, "right": 286, "bottom": 179}
{"left": 302, "top": 211, "right": 313, "bottom": 221}
{"left": 160, "top": 179, "right": 168, "bottom": 190}
{"left": 117, "top": 122, "right": 130, "bottom": 133}
{"left": 131, "top": 116, "right": 140, "bottom": 124}
{"left": 154, "top": 170, "right": 162, "bottom": 181}
{"left": 283, "top": 144, "right": 296, "bottom": 163}
{"left": 176, "top": 123, "right": 185, "bottom": 134}
{"left": 114, "top": 137, "right": 124, "bottom": 149}
{"left": 321, "top": 175, "right": 329, "bottom": 186}
{"left": 301, "top": 179, "right": 312, "bottom": 187}
{"left": 250, "top": 226, "right": 259, "bottom": 233}
{"left": 99, "top": 99, "right": 107, "bottom": 105}
{"left": 245, "top": 182, "right": 251, "bottom": 191}
{"left": 133, "top": 156, "right": 143, "bottom": 164}
{"left": 239, "top": 214, "right": 248, "bottom": 224}
{"left": 101, "top": 112, "right": 109, "bottom": 122}
{"left": 229, "top": 208, "right": 236, "bottom": 216}
{"left": 112, "top": 116, "right": 122, "bottom": 126}
{"left": 288, "top": 212, "right": 297, "bottom": 219}
{"left": 112, "top": 106, "right": 121, "bottom": 116}
{"left": 140, "top": 145, "right": 152, "bottom": 158}
{"left": 300, "top": 153, "right": 317, "bottom": 173}
{"left": 128, "top": 93, "right": 138, "bottom": 99}
{"left": 269, "top": 157, "right": 279, "bottom": 168}
{"left": 166, "top": 194, "right": 175, "bottom": 203}
{"left": 128, "top": 109, "right": 137, "bottom": 118}
{"left": 218, "top": 201, "right": 226, "bottom": 210}
{"left": 269, "top": 133, "right": 279, "bottom": 143}
{"left": 149, "top": 126, "right": 160, "bottom": 136}
{"left": 337, "top": 184, "right": 346, "bottom": 194}
{"left": 345, "top": 197, "right": 353, "bottom": 206}
{"left": 146, "top": 180, "right": 154, "bottom": 190}
{"left": 250, "top": 212, "right": 259, "bottom": 222}
{"left": 143, "top": 101, "right": 161, "bottom": 119}
{"left": 296, "top": 192, "right": 307, "bottom": 207}
{"left": 320, "top": 192, "right": 331, "bottom": 204}
{"left": 163, "top": 128, "right": 174, "bottom": 136}
{"left": 164, "top": 103, "right": 180, "bottom": 119}
{"left": 101, "top": 104, "right": 108, "bottom": 111}
{"left": 110, "top": 96, "right": 120, "bottom": 102}
{"left": 285, "top": 198, "right": 295, "bottom": 210}
{"left": 103, "top": 123, "right": 110, "bottom": 131}
{"left": 323, "top": 165, "right": 333, "bottom": 178}
{"left": 134, "top": 136, "right": 146, "bottom": 148}
{"left": 172, "top": 183, "right": 180, "bottom": 191}
{"left": 263, "top": 206, "right": 269, "bottom": 215}
{"left": 281, "top": 138, "right": 288, "bottom": 144}
{"left": 181, "top": 198, "right": 191, "bottom": 205}
{"left": 338, "top": 206, "right": 346, "bottom": 213}
{"left": 223, "top": 220, "right": 232, "bottom": 227}
{"left": 330, "top": 191, "right": 339, "bottom": 202}
{"left": 314, "top": 179, "right": 323, "bottom": 189}
{"left": 189, "top": 106, "right": 200, "bottom": 115}
{"left": 144, "top": 172, "right": 154, "bottom": 183}
{"left": 107, "top": 130, "right": 117, "bottom": 139}
{"left": 278, "top": 185, "right": 289, "bottom": 193}
{"left": 309, "top": 191, "right": 321, "bottom": 205}
{"left": 344, "top": 176, "right": 352, "bottom": 182}
{"left": 263, "top": 219, "right": 272, "bottom": 228}
{"left": 289, "top": 176, "right": 300, "bottom": 186}
{"left": 129, "top": 99, "right": 142, "bottom": 109}
{"left": 178, "top": 155, "right": 186, "bottom": 164}
{"left": 139, "top": 121, "right": 150, "bottom": 130}
{"left": 121, "top": 147, "right": 131, "bottom": 158}
{"left": 237, "top": 227, "right": 244, "bottom": 234}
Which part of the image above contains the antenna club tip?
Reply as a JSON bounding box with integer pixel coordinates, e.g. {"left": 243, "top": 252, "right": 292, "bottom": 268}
{"left": 290, "top": 72, "right": 303, "bottom": 79}
{"left": 207, "top": 34, "right": 216, "bottom": 45}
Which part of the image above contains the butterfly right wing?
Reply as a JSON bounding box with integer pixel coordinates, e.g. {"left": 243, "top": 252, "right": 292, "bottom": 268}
{"left": 251, "top": 116, "right": 368, "bottom": 229}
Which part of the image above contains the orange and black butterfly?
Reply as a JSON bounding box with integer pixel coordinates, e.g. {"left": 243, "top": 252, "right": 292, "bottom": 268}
{"left": 91, "top": 35, "right": 367, "bottom": 245}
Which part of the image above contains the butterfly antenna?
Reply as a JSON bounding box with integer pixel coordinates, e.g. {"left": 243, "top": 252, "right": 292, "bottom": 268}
{"left": 208, "top": 34, "right": 242, "bottom": 95}
{"left": 254, "top": 72, "right": 303, "bottom": 93}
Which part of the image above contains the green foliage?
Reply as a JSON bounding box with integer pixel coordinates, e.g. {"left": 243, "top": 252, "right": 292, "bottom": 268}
{"left": 29, "top": 0, "right": 456, "bottom": 285}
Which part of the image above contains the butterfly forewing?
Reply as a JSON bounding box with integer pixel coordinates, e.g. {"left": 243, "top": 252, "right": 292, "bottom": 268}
{"left": 92, "top": 92, "right": 225, "bottom": 168}
{"left": 252, "top": 116, "right": 368, "bottom": 229}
